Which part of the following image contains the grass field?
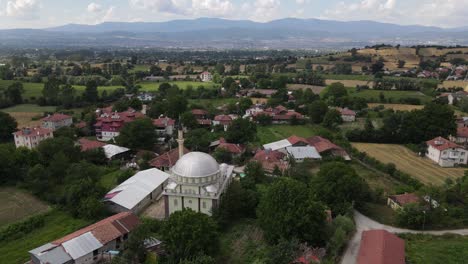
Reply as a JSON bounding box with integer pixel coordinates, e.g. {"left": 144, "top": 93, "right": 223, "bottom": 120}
{"left": 2, "top": 104, "right": 57, "bottom": 127}
{"left": 139, "top": 81, "right": 217, "bottom": 91}
{"left": 0, "top": 209, "right": 91, "bottom": 264}
{"left": 189, "top": 98, "right": 238, "bottom": 108}
{"left": 367, "top": 103, "right": 425, "bottom": 111}
{"left": 349, "top": 89, "right": 432, "bottom": 103}
{"left": 0, "top": 188, "right": 49, "bottom": 227}
{"left": 352, "top": 143, "right": 466, "bottom": 185}
{"left": 401, "top": 234, "right": 468, "bottom": 264}
{"left": 257, "top": 125, "right": 327, "bottom": 144}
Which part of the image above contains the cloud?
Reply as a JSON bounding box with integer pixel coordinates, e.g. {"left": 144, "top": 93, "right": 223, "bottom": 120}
{"left": 5, "top": 0, "right": 40, "bottom": 19}
{"left": 192, "top": 0, "right": 234, "bottom": 16}
{"left": 241, "top": 0, "right": 280, "bottom": 21}
{"left": 87, "top": 2, "right": 102, "bottom": 13}
{"left": 129, "top": 0, "right": 186, "bottom": 14}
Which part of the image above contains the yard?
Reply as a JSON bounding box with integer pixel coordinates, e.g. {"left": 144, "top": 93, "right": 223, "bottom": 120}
{"left": 0, "top": 209, "right": 91, "bottom": 264}
{"left": 0, "top": 188, "right": 49, "bottom": 227}
{"left": 401, "top": 234, "right": 468, "bottom": 264}
{"left": 352, "top": 143, "right": 467, "bottom": 185}
{"left": 256, "top": 125, "right": 328, "bottom": 145}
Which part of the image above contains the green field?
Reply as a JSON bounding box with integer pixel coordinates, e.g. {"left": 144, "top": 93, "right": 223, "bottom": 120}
{"left": 402, "top": 234, "right": 468, "bottom": 264}
{"left": 323, "top": 74, "right": 373, "bottom": 81}
{"left": 189, "top": 98, "right": 238, "bottom": 108}
{"left": 139, "top": 81, "right": 217, "bottom": 91}
{"left": 257, "top": 125, "right": 328, "bottom": 145}
{"left": 348, "top": 89, "right": 432, "bottom": 103}
{"left": 2, "top": 104, "right": 57, "bottom": 113}
{"left": 0, "top": 210, "right": 91, "bottom": 263}
{"left": 0, "top": 188, "right": 50, "bottom": 227}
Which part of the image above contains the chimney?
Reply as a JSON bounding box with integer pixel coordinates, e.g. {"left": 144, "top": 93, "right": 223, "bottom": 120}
{"left": 177, "top": 128, "right": 185, "bottom": 159}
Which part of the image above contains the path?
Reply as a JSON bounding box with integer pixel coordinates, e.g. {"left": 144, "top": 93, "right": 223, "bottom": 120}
{"left": 341, "top": 210, "right": 468, "bottom": 264}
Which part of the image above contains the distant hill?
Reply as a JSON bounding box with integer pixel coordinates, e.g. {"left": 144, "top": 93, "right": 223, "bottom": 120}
{"left": 1, "top": 18, "right": 467, "bottom": 49}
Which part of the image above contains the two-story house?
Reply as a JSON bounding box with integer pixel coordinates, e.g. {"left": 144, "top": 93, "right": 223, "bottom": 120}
{"left": 13, "top": 127, "right": 54, "bottom": 149}
{"left": 426, "top": 136, "right": 468, "bottom": 167}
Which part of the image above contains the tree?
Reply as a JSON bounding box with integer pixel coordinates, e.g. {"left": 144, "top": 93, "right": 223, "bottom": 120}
{"left": 180, "top": 111, "right": 198, "bottom": 130}
{"left": 162, "top": 209, "right": 219, "bottom": 261}
{"left": 84, "top": 80, "right": 99, "bottom": 103}
{"left": 371, "top": 58, "right": 385, "bottom": 74}
{"left": 185, "top": 128, "right": 212, "bottom": 152}
{"left": 397, "top": 60, "right": 406, "bottom": 68}
{"left": 267, "top": 238, "right": 300, "bottom": 264}
{"left": 226, "top": 118, "right": 256, "bottom": 144}
{"left": 308, "top": 100, "right": 328, "bottom": 124}
{"left": 42, "top": 78, "right": 61, "bottom": 105}
{"left": 5, "top": 82, "right": 23, "bottom": 104}
{"left": 59, "top": 84, "right": 76, "bottom": 108}
{"left": 167, "top": 95, "right": 188, "bottom": 118}
{"left": 212, "top": 147, "right": 232, "bottom": 164}
{"left": 322, "top": 109, "right": 343, "bottom": 129}
{"left": 311, "top": 162, "right": 370, "bottom": 215}
{"left": 243, "top": 161, "right": 266, "bottom": 185}
{"left": 323, "top": 82, "right": 347, "bottom": 106}
{"left": 0, "top": 111, "right": 17, "bottom": 142}
{"left": 396, "top": 203, "right": 427, "bottom": 229}
{"left": 37, "top": 137, "right": 81, "bottom": 165}
{"left": 215, "top": 64, "right": 225, "bottom": 75}
{"left": 257, "top": 178, "right": 327, "bottom": 245}
{"left": 116, "top": 118, "right": 156, "bottom": 150}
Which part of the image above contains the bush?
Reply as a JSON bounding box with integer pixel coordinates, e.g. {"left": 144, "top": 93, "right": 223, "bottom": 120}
{"left": 0, "top": 213, "right": 46, "bottom": 241}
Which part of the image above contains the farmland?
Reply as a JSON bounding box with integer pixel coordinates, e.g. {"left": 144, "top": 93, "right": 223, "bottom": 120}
{"left": 256, "top": 125, "right": 327, "bottom": 145}
{"left": 367, "top": 103, "right": 425, "bottom": 111}
{"left": 0, "top": 188, "right": 49, "bottom": 227}
{"left": 2, "top": 104, "right": 57, "bottom": 127}
{"left": 349, "top": 89, "right": 432, "bottom": 103}
{"left": 402, "top": 234, "right": 468, "bottom": 264}
{"left": 352, "top": 143, "right": 466, "bottom": 185}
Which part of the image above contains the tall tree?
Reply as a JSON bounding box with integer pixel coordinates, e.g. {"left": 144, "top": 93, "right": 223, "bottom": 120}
{"left": 116, "top": 118, "right": 156, "bottom": 150}
{"left": 0, "top": 111, "right": 17, "bottom": 142}
{"left": 84, "top": 80, "right": 99, "bottom": 103}
{"left": 226, "top": 118, "right": 256, "bottom": 144}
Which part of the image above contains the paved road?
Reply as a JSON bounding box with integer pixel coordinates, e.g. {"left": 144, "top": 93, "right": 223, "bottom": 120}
{"left": 340, "top": 210, "right": 468, "bottom": 264}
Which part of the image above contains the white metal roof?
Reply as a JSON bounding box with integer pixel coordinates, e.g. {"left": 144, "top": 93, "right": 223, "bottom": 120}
{"left": 286, "top": 146, "right": 322, "bottom": 160}
{"left": 105, "top": 168, "right": 170, "bottom": 210}
{"left": 61, "top": 232, "right": 103, "bottom": 260}
{"left": 102, "top": 144, "right": 130, "bottom": 159}
{"left": 263, "top": 139, "right": 292, "bottom": 151}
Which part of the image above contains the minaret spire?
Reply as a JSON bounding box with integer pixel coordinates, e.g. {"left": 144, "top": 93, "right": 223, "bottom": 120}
{"left": 177, "top": 125, "right": 185, "bottom": 159}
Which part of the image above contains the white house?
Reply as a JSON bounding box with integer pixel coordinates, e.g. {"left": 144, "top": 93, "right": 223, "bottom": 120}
{"left": 337, "top": 108, "right": 356, "bottom": 122}
{"left": 104, "top": 168, "right": 170, "bottom": 214}
{"left": 41, "top": 113, "right": 73, "bottom": 131}
{"left": 426, "top": 137, "right": 468, "bottom": 167}
{"left": 200, "top": 71, "right": 213, "bottom": 82}
{"left": 29, "top": 212, "right": 140, "bottom": 264}
{"left": 13, "top": 127, "right": 54, "bottom": 149}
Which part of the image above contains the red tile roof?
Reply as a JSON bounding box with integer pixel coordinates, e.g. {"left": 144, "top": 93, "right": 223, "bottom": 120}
{"left": 427, "top": 136, "right": 463, "bottom": 151}
{"left": 457, "top": 127, "right": 468, "bottom": 138}
{"left": 217, "top": 142, "right": 245, "bottom": 154}
{"left": 152, "top": 117, "right": 175, "bottom": 128}
{"left": 339, "top": 108, "right": 356, "bottom": 116}
{"left": 78, "top": 138, "right": 107, "bottom": 152}
{"left": 53, "top": 212, "right": 140, "bottom": 245}
{"left": 150, "top": 147, "right": 189, "bottom": 168}
{"left": 14, "top": 127, "right": 53, "bottom": 137}
{"left": 191, "top": 109, "right": 208, "bottom": 116}
{"left": 357, "top": 230, "right": 405, "bottom": 264}
{"left": 389, "top": 193, "right": 420, "bottom": 206}
{"left": 252, "top": 149, "right": 288, "bottom": 173}
{"left": 75, "top": 121, "right": 87, "bottom": 129}
{"left": 197, "top": 119, "right": 212, "bottom": 125}
{"left": 307, "top": 136, "right": 341, "bottom": 153}
{"left": 42, "top": 113, "right": 72, "bottom": 122}
{"left": 287, "top": 135, "right": 309, "bottom": 146}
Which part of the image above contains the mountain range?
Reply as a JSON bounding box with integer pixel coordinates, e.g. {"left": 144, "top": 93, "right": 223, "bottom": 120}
{"left": 1, "top": 18, "right": 467, "bottom": 49}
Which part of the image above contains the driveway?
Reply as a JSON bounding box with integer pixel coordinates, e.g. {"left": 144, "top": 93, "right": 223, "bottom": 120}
{"left": 341, "top": 210, "right": 468, "bottom": 264}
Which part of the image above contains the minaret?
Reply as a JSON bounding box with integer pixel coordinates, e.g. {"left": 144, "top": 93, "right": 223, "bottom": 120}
{"left": 177, "top": 127, "right": 185, "bottom": 158}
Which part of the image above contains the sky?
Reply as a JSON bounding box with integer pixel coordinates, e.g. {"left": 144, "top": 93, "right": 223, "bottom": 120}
{"left": 0, "top": 0, "right": 467, "bottom": 29}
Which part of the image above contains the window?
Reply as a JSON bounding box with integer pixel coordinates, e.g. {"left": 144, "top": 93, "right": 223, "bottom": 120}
{"left": 123, "top": 234, "right": 128, "bottom": 240}
{"left": 93, "top": 249, "right": 99, "bottom": 259}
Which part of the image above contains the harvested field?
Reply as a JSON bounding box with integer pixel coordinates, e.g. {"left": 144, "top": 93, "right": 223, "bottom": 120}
{"left": 0, "top": 188, "right": 49, "bottom": 227}
{"left": 352, "top": 143, "right": 466, "bottom": 185}
{"left": 287, "top": 84, "right": 325, "bottom": 94}
{"left": 439, "top": 81, "right": 468, "bottom": 91}
{"left": 325, "top": 79, "right": 374, "bottom": 88}
{"left": 367, "top": 103, "right": 424, "bottom": 111}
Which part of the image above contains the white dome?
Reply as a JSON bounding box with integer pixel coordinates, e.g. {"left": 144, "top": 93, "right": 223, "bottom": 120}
{"left": 172, "top": 152, "right": 220, "bottom": 178}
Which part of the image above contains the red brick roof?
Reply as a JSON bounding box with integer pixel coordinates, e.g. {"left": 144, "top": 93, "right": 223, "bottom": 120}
{"left": 357, "top": 230, "right": 405, "bottom": 264}
{"left": 427, "top": 136, "right": 463, "bottom": 151}
{"left": 252, "top": 149, "right": 288, "bottom": 173}
{"left": 307, "top": 136, "right": 341, "bottom": 153}
{"left": 389, "top": 193, "right": 420, "bottom": 206}
{"left": 42, "top": 113, "right": 72, "bottom": 122}
{"left": 14, "top": 127, "right": 53, "bottom": 137}
{"left": 150, "top": 147, "right": 189, "bottom": 168}
{"left": 287, "top": 135, "right": 309, "bottom": 146}
{"left": 217, "top": 142, "right": 245, "bottom": 154}
{"left": 78, "top": 138, "right": 107, "bottom": 152}
{"left": 457, "top": 127, "right": 468, "bottom": 138}
{"left": 152, "top": 117, "right": 175, "bottom": 128}
{"left": 53, "top": 212, "right": 140, "bottom": 245}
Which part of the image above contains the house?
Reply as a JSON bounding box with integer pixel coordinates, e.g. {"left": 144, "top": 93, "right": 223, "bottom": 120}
{"left": 426, "top": 136, "right": 468, "bottom": 167}
{"left": 252, "top": 149, "right": 289, "bottom": 174}
{"left": 78, "top": 138, "right": 107, "bottom": 152}
{"left": 286, "top": 146, "right": 322, "bottom": 162}
{"left": 200, "top": 71, "right": 213, "bottom": 82}
{"left": 444, "top": 91, "right": 468, "bottom": 105}
{"left": 29, "top": 212, "right": 140, "bottom": 264}
{"left": 215, "top": 138, "right": 245, "bottom": 157}
{"left": 357, "top": 230, "right": 405, "bottom": 264}
{"left": 213, "top": 115, "right": 235, "bottom": 131}
{"left": 94, "top": 107, "right": 145, "bottom": 141}
{"left": 153, "top": 116, "right": 175, "bottom": 136}
{"left": 102, "top": 144, "right": 131, "bottom": 160}
{"left": 387, "top": 193, "right": 420, "bottom": 210}
{"left": 307, "top": 136, "right": 351, "bottom": 160}
{"left": 191, "top": 109, "right": 209, "bottom": 119}
{"left": 150, "top": 147, "right": 190, "bottom": 172}
{"left": 263, "top": 135, "right": 311, "bottom": 153}
{"left": 450, "top": 127, "right": 468, "bottom": 145}
{"left": 13, "top": 127, "right": 53, "bottom": 149}
{"left": 104, "top": 168, "right": 170, "bottom": 214}
{"left": 241, "top": 89, "right": 277, "bottom": 98}
{"left": 137, "top": 92, "right": 155, "bottom": 101}
{"left": 41, "top": 113, "right": 73, "bottom": 131}
{"left": 143, "top": 75, "right": 165, "bottom": 82}
{"left": 253, "top": 106, "right": 304, "bottom": 125}
{"left": 244, "top": 105, "right": 264, "bottom": 118}
{"left": 337, "top": 108, "right": 356, "bottom": 122}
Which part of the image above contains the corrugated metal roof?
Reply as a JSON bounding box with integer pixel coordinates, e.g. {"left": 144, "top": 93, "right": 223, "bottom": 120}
{"left": 286, "top": 146, "right": 321, "bottom": 160}
{"left": 103, "top": 144, "right": 130, "bottom": 159}
{"left": 37, "top": 245, "right": 72, "bottom": 264}
{"left": 105, "top": 168, "right": 169, "bottom": 210}
{"left": 263, "top": 139, "right": 292, "bottom": 151}
{"left": 62, "top": 232, "right": 102, "bottom": 260}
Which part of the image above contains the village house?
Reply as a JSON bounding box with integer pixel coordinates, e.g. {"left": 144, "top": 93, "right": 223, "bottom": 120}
{"left": 337, "top": 107, "right": 356, "bottom": 122}
{"left": 77, "top": 138, "right": 130, "bottom": 160}
{"left": 387, "top": 192, "right": 420, "bottom": 210}
{"left": 150, "top": 147, "right": 190, "bottom": 172}
{"left": 212, "top": 115, "right": 236, "bottom": 131}
{"left": 244, "top": 104, "right": 265, "bottom": 118}
{"left": 137, "top": 92, "right": 155, "bottom": 101}
{"left": 252, "top": 149, "right": 289, "bottom": 174}
{"left": 240, "top": 88, "right": 277, "bottom": 98}
{"left": 164, "top": 130, "right": 234, "bottom": 216}
{"left": 13, "top": 127, "right": 53, "bottom": 149}
{"left": 200, "top": 71, "right": 213, "bottom": 82}
{"left": 307, "top": 136, "right": 351, "bottom": 160}
{"left": 41, "top": 113, "right": 73, "bottom": 131}
{"left": 426, "top": 136, "right": 468, "bottom": 167}
{"left": 104, "top": 168, "right": 170, "bottom": 214}
{"left": 440, "top": 91, "right": 468, "bottom": 105}
{"left": 286, "top": 146, "right": 322, "bottom": 163}
{"left": 450, "top": 127, "right": 468, "bottom": 145}
{"left": 94, "top": 107, "right": 145, "bottom": 141}
{"left": 29, "top": 212, "right": 140, "bottom": 264}
{"left": 213, "top": 138, "right": 245, "bottom": 157}
{"left": 252, "top": 105, "right": 304, "bottom": 125}
{"left": 153, "top": 116, "right": 175, "bottom": 136}
{"left": 357, "top": 230, "right": 405, "bottom": 264}
{"left": 78, "top": 138, "right": 107, "bottom": 152}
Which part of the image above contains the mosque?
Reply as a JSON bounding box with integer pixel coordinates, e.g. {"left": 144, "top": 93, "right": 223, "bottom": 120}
{"left": 163, "top": 129, "right": 234, "bottom": 216}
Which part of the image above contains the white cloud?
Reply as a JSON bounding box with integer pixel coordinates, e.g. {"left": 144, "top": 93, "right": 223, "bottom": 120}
{"left": 6, "top": 0, "right": 40, "bottom": 19}
{"left": 129, "top": 0, "right": 186, "bottom": 14}
{"left": 242, "top": 0, "right": 280, "bottom": 21}
{"left": 192, "top": 0, "right": 234, "bottom": 16}
{"left": 87, "top": 2, "right": 102, "bottom": 13}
